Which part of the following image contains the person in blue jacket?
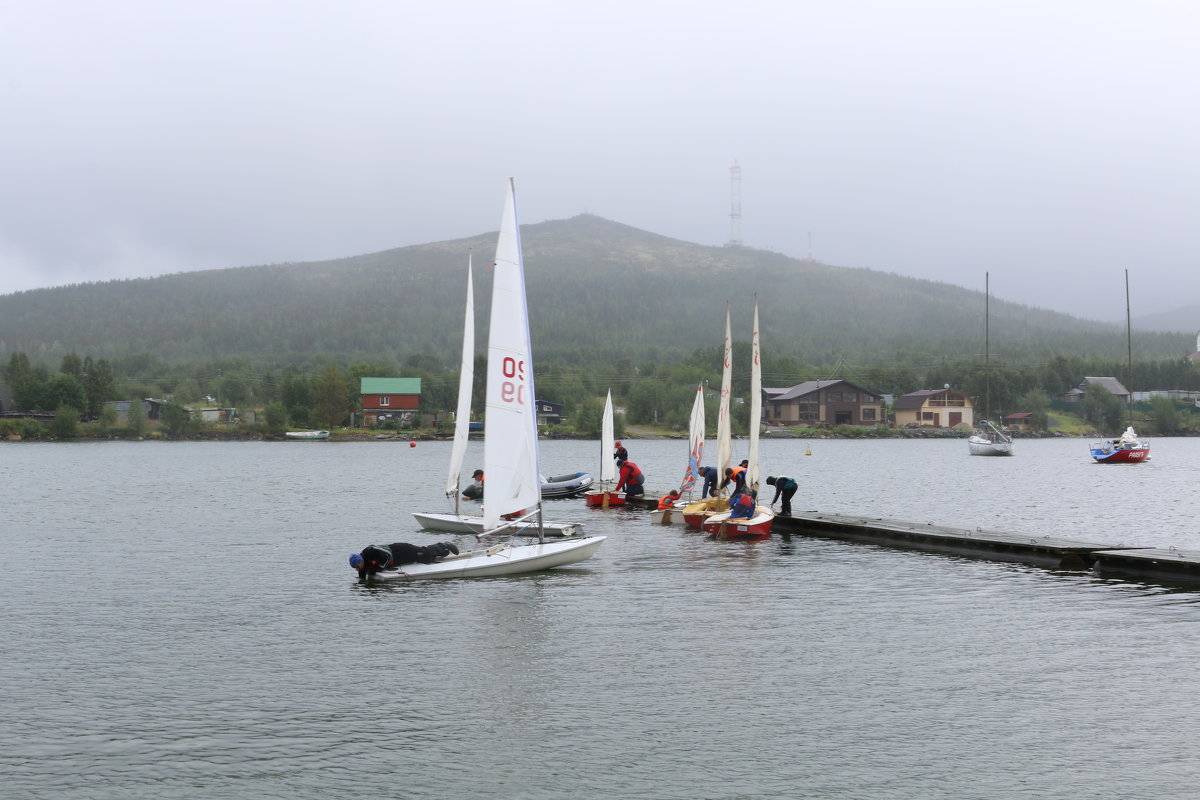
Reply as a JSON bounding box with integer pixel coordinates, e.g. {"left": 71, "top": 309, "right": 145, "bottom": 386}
{"left": 697, "top": 465, "right": 719, "bottom": 498}
{"left": 729, "top": 492, "right": 756, "bottom": 519}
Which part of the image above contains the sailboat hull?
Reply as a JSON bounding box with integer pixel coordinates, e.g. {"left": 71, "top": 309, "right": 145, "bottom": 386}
{"left": 968, "top": 436, "right": 1013, "bottom": 456}
{"left": 364, "top": 536, "right": 607, "bottom": 580}
{"left": 682, "top": 497, "right": 723, "bottom": 529}
{"left": 411, "top": 512, "right": 583, "bottom": 537}
{"left": 1090, "top": 445, "right": 1150, "bottom": 464}
{"left": 702, "top": 508, "right": 775, "bottom": 540}
{"left": 584, "top": 490, "right": 626, "bottom": 508}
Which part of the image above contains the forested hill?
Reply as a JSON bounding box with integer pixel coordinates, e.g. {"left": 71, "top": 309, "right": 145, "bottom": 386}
{"left": 0, "top": 214, "right": 1190, "bottom": 369}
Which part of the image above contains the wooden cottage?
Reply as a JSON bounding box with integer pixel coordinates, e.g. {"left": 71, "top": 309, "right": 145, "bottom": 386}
{"left": 762, "top": 380, "right": 884, "bottom": 427}
{"left": 360, "top": 377, "right": 421, "bottom": 427}
{"left": 893, "top": 388, "right": 975, "bottom": 429}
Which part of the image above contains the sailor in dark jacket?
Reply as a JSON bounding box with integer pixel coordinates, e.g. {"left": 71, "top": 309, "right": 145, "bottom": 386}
{"left": 349, "top": 541, "right": 459, "bottom": 577}
{"left": 697, "top": 465, "right": 719, "bottom": 498}
{"left": 765, "top": 475, "right": 798, "bottom": 516}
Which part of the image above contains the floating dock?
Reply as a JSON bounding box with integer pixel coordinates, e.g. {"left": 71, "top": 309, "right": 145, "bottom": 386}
{"left": 624, "top": 495, "right": 1200, "bottom": 585}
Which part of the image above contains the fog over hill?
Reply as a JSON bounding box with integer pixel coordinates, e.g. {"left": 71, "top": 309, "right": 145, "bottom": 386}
{"left": 0, "top": 215, "right": 1192, "bottom": 370}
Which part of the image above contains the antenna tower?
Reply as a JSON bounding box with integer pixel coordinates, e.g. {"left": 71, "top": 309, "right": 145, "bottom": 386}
{"left": 727, "top": 161, "right": 742, "bottom": 247}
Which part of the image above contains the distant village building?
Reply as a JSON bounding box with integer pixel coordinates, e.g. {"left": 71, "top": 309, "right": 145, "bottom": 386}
{"left": 101, "top": 398, "right": 167, "bottom": 421}
{"left": 1060, "top": 377, "right": 1128, "bottom": 404}
{"left": 762, "top": 380, "right": 884, "bottom": 426}
{"left": 893, "top": 388, "right": 975, "bottom": 429}
{"left": 1003, "top": 412, "right": 1034, "bottom": 432}
{"left": 535, "top": 400, "right": 564, "bottom": 425}
{"left": 360, "top": 378, "right": 421, "bottom": 427}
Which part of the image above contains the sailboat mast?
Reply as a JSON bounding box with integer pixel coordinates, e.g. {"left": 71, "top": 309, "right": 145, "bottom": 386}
{"left": 984, "top": 272, "right": 990, "bottom": 422}
{"left": 1125, "top": 268, "right": 1134, "bottom": 428}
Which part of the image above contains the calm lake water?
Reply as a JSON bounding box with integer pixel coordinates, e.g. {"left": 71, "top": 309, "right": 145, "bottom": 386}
{"left": 4, "top": 437, "right": 1200, "bottom": 799}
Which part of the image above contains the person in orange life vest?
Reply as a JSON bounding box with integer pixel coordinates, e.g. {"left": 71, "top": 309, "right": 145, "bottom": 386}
{"left": 720, "top": 465, "right": 747, "bottom": 499}
{"left": 462, "top": 469, "right": 484, "bottom": 500}
{"left": 613, "top": 440, "right": 628, "bottom": 462}
{"left": 615, "top": 459, "right": 645, "bottom": 497}
{"left": 657, "top": 489, "right": 681, "bottom": 510}
{"left": 729, "top": 492, "right": 756, "bottom": 519}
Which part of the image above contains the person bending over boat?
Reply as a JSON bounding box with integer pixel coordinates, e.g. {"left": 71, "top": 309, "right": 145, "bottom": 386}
{"left": 765, "top": 475, "right": 797, "bottom": 516}
{"left": 615, "top": 459, "right": 645, "bottom": 498}
{"left": 462, "top": 469, "right": 484, "bottom": 500}
{"left": 729, "top": 492, "right": 757, "bottom": 519}
{"left": 657, "top": 489, "right": 681, "bottom": 510}
{"left": 720, "top": 465, "right": 747, "bottom": 499}
{"left": 349, "top": 541, "right": 460, "bottom": 577}
{"left": 697, "top": 466, "right": 719, "bottom": 498}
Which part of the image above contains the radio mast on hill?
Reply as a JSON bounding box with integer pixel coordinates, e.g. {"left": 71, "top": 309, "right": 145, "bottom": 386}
{"left": 727, "top": 161, "right": 742, "bottom": 247}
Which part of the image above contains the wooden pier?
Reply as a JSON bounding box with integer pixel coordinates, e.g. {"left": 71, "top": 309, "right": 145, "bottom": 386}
{"left": 625, "top": 495, "right": 1200, "bottom": 585}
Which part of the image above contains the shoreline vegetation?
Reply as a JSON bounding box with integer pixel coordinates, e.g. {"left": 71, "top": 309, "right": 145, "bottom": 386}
{"left": 3, "top": 413, "right": 1188, "bottom": 443}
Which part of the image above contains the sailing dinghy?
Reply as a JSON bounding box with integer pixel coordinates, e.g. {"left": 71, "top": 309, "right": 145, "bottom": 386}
{"left": 377, "top": 180, "right": 603, "bottom": 579}
{"left": 412, "top": 253, "right": 584, "bottom": 538}
{"left": 703, "top": 301, "right": 775, "bottom": 540}
{"left": 683, "top": 309, "right": 734, "bottom": 528}
{"left": 651, "top": 383, "right": 704, "bottom": 525}
{"left": 584, "top": 390, "right": 625, "bottom": 507}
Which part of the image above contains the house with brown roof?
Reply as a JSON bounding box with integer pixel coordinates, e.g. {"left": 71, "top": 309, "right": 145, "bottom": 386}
{"left": 893, "top": 388, "right": 975, "bottom": 429}
{"left": 762, "top": 380, "right": 884, "bottom": 427}
{"left": 1060, "top": 376, "right": 1128, "bottom": 404}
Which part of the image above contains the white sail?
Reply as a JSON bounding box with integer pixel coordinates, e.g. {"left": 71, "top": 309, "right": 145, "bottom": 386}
{"left": 446, "top": 254, "right": 475, "bottom": 497}
{"left": 600, "top": 390, "right": 616, "bottom": 483}
{"left": 747, "top": 302, "right": 762, "bottom": 490}
{"left": 715, "top": 308, "right": 733, "bottom": 486}
{"left": 484, "top": 179, "right": 541, "bottom": 528}
{"left": 682, "top": 383, "right": 704, "bottom": 492}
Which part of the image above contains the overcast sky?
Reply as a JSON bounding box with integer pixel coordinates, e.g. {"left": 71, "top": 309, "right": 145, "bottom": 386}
{"left": 2, "top": 1, "right": 1197, "bottom": 322}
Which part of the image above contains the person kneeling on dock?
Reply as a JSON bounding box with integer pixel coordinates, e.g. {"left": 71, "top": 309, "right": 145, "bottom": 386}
{"left": 349, "top": 541, "right": 460, "bottom": 577}
{"left": 765, "top": 475, "right": 797, "bottom": 516}
{"left": 616, "top": 459, "right": 645, "bottom": 498}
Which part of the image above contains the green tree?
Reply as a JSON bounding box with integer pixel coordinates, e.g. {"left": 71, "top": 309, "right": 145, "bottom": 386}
{"left": 50, "top": 404, "right": 80, "bottom": 438}
{"left": 264, "top": 401, "right": 288, "bottom": 435}
{"left": 160, "top": 403, "right": 190, "bottom": 437}
{"left": 126, "top": 398, "right": 147, "bottom": 436}
{"left": 281, "top": 374, "right": 312, "bottom": 426}
{"left": 312, "top": 365, "right": 349, "bottom": 429}
{"left": 1082, "top": 385, "right": 1125, "bottom": 432}
{"left": 40, "top": 374, "right": 88, "bottom": 413}
{"left": 1149, "top": 396, "right": 1182, "bottom": 435}
{"left": 100, "top": 405, "right": 119, "bottom": 428}
{"left": 1015, "top": 389, "right": 1050, "bottom": 431}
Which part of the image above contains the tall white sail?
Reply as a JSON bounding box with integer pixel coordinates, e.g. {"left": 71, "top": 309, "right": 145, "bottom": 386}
{"left": 715, "top": 307, "right": 733, "bottom": 487}
{"left": 682, "top": 383, "right": 704, "bottom": 493}
{"left": 484, "top": 179, "right": 541, "bottom": 528}
{"left": 600, "top": 390, "right": 616, "bottom": 483}
{"left": 446, "top": 254, "right": 475, "bottom": 497}
{"left": 747, "top": 301, "right": 762, "bottom": 491}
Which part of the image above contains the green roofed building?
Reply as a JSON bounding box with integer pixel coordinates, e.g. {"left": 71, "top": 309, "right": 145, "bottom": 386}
{"left": 360, "top": 377, "right": 422, "bottom": 427}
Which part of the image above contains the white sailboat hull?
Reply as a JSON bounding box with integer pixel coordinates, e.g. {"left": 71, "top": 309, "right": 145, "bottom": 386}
{"left": 411, "top": 511, "right": 583, "bottom": 538}
{"left": 967, "top": 436, "right": 1013, "bottom": 456}
{"left": 366, "top": 536, "right": 607, "bottom": 580}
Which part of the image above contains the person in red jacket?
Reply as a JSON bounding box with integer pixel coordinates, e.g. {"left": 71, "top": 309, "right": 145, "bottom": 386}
{"left": 615, "top": 459, "right": 645, "bottom": 497}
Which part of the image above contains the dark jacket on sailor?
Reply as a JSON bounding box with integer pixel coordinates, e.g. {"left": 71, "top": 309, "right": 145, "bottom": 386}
{"left": 357, "top": 541, "right": 459, "bottom": 575}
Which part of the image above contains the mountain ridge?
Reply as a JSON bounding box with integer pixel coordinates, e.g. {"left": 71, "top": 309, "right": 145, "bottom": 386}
{"left": 0, "top": 214, "right": 1192, "bottom": 369}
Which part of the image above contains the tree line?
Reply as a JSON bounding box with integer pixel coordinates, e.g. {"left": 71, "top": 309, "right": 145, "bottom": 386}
{"left": 4, "top": 345, "right": 1199, "bottom": 438}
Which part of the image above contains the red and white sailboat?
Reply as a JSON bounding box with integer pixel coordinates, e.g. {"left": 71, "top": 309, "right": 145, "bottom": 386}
{"left": 1090, "top": 271, "right": 1150, "bottom": 464}
{"left": 683, "top": 309, "right": 734, "bottom": 529}
{"left": 584, "top": 390, "right": 626, "bottom": 507}
{"left": 702, "top": 302, "right": 776, "bottom": 540}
